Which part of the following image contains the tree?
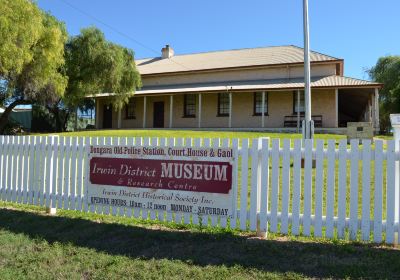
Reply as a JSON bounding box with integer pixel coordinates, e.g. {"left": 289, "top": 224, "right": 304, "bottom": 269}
{"left": 368, "top": 56, "right": 400, "bottom": 133}
{"left": 0, "top": 0, "right": 68, "bottom": 134}
{"left": 48, "top": 27, "right": 142, "bottom": 131}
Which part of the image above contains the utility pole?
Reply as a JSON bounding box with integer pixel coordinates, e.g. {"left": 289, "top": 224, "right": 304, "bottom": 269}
{"left": 303, "top": 0, "right": 313, "bottom": 139}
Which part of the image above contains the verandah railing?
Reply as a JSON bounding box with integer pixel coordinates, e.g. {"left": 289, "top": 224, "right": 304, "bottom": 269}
{"left": 0, "top": 135, "right": 399, "bottom": 244}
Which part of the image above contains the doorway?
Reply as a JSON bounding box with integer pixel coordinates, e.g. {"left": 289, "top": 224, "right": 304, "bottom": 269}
{"left": 103, "top": 104, "right": 112, "bottom": 128}
{"left": 153, "top": 102, "right": 164, "bottom": 128}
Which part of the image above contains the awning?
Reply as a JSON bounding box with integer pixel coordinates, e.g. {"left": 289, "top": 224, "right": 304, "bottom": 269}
{"left": 88, "top": 75, "right": 382, "bottom": 98}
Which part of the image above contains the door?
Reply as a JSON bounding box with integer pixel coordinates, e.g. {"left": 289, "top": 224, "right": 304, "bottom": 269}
{"left": 103, "top": 104, "right": 112, "bottom": 128}
{"left": 153, "top": 102, "right": 164, "bottom": 128}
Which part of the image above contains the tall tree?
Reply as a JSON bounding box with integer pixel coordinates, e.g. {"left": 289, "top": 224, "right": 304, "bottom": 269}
{"left": 0, "top": 0, "right": 68, "bottom": 134}
{"left": 49, "top": 27, "right": 141, "bottom": 131}
{"left": 368, "top": 56, "right": 400, "bottom": 133}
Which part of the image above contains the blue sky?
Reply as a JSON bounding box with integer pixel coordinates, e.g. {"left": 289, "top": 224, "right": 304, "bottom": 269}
{"left": 38, "top": 0, "right": 399, "bottom": 80}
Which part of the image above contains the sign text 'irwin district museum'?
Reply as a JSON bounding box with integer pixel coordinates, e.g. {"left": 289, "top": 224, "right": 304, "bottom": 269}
{"left": 87, "top": 145, "right": 236, "bottom": 218}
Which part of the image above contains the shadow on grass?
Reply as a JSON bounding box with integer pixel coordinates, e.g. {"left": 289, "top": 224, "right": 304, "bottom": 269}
{"left": 0, "top": 208, "right": 399, "bottom": 279}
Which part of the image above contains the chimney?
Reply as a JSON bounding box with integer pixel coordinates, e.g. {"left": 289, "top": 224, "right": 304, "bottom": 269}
{"left": 161, "top": 44, "right": 174, "bottom": 59}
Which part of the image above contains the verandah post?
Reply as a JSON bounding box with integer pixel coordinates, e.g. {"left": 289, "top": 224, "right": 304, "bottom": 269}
{"left": 143, "top": 96, "right": 147, "bottom": 128}
{"left": 198, "top": 93, "right": 202, "bottom": 128}
{"left": 228, "top": 92, "right": 232, "bottom": 128}
{"left": 261, "top": 91, "right": 265, "bottom": 128}
{"left": 169, "top": 95, "right": 173, "bottom": 128}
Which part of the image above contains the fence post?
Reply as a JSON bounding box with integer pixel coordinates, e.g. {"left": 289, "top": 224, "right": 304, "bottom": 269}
{"left": 389, "top": 114, "right": 400, "bottom": 245}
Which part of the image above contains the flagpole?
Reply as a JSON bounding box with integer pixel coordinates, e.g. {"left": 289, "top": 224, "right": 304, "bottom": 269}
{"left": 303, "top": 0, "right": 313, "bottom": 139}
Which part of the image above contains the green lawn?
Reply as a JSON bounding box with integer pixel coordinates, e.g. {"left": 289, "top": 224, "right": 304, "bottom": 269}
{"left": 48, "top": 129, "right": 344, "bottom": 140}
{"left": 1, "top": 202, "right": 399, "bottom": 280}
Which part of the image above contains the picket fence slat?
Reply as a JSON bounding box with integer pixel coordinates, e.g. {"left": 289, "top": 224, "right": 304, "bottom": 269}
{"left": 21, "top": 136, "right": 28, "bottom": 202}
{"left": 349, "top": 139, "right": 359, "bottom": 240}
{"left": 173, "top": 137, "right": 183, "bottom": 224}
{"left": 88, "top": 137, "right": 97, "bottom": 213}
{"left": 8, "top": 136, "right": 14, "bottom": 202}
{"left": 326, "top": 140, "right": 335, "bottom": 238}
{"left": 206, "top": 138, "right": 214, "bottom": 226}
{"left": 2, "top": 136, "right": 8, "bottom": 200}
{"left": 27, "top": 136, "right": 36, "bottom": 204}
{"left": 190, "top": 138, "right": 201, "bottom": 225}
{"left": 373, "top": 140, "right": 383, "bottom": 243}
{"left": 11, "top": 136, "right": 17, "bottom": 201}
{"left": 76, "top": 137, "right": 84, "bottom": 211}
{"left": 70, "top": 137, "right": 79, "bottom": 210}
{"left": 230, "top": 138, "right": 239, "bottom": 230}
{"left": 259, "top": 138, "right": 269, "bottom": 233}
{"left": 0, "top": 136, "right": 6, "bottom": 201}
{"left": 40, "top": 137, "right": 49, "bottom": 206}
{"left": 250, "top": 138, "right": 259, "bottom": 231}
{"left": 220, "top": 138, "right": 230, "bottom": 229}
{"left": 15, "top": 137, "right": 23, "bottom": 203}
{"left": 361, "top": 140, "right": 371, "bottom": 241}
{"left": 134, "top": 137, "right": 142, "bottom": 219}
{"left": 34, "top": 137, "right": 43, "bottom": 206}
{"left": 314, "top": 140, "right": 324, "bottom": 237}
{"left": 270, "top": 139, "right": 279, "bottom": 233}
{"left": 62, "top": 137, "right": 71, "bottom": 210}
{"left": 102, "top": 137, "right": 112, "bottom": 215}
{"left": 11, "top": 136, "right": 19, "bottom": 202}
{"left": 3, "top": 136, "right": 10, "bottom": 201}
{"left": 303, "top": 139, "right": 312, "bottom": 236}
{"left": 7, "top": 136, "right": 14, "bottom": 202}
{"left": 49, "top": 136, "right": 58, "bottom": 208}
{"left": 337, "top": 140, "right": 347, "bottom": 238}
{"left": 209, "top": 138, "right": 218, "bottom": 227}
{"left": 280, "top": 139, "right": 290, "bottom": 234}
{"left": 118, "top": 137, "right": 127, "bottom": 217}
{"left": 240, "top": 138, "right": 249, "bottom": 230}
{"left": 183, "top": 137, "right": 193, "bottom": 225}
{"left": 0, "top": 136, "right": 399, "bottom": 246}
{"left": 3, "top": 136, "right": 10, "bottom": 200}
{"left": 83, "top": 137, "right": 90, "bottom": 213}
{"left": 22, "top": 137, "right": 29, "bottom": 204}
{"left": 386, "top": 141, "right": 395, "bottom": 244}
{"left": 110, "top": 137, "right": 118, "bottom": 216}
{"left": 45, "top": 137, "right": 53, "bottom": 208}
{"left": 19, "top": 137, "right": 26, "bottom": 203}
{"left": 291, "top": 139, "right": 301, "bottom": 235}
{"left": 69, "top": 137, "right": 78, "bottom": 210}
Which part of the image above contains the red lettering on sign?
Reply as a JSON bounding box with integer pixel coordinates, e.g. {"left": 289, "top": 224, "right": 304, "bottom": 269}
{"left": 90, "top": 157, "right": 232, "bottom": 194}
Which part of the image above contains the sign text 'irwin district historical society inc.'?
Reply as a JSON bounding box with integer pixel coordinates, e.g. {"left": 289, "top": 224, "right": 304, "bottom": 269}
{"left": 87, "top": 145, "right": 236, "bottom": 217}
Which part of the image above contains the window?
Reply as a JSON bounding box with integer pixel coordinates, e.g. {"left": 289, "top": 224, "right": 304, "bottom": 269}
{"left": 293, "top": 91, "right": 305, "bottom": 114}
{"left": 125, "top": 98, "right": 136, "bottom": 119}
{"left": 253, "top": 92, "right": 268, "bottom": 116}
{"left": 183, "top": 94, "right": 196, "bottom": 117}
{"left": 217, "top": 93, "right": 230, "bottom": 116}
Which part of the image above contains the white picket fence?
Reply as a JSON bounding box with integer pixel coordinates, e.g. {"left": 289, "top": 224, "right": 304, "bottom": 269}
{"left": 0, "top": 135, "right": 399, "bottom": 244}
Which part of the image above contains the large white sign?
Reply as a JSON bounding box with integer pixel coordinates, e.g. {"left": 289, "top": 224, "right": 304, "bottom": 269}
{"left": 87, "top": 145, "right": 236, "bottom": 218}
